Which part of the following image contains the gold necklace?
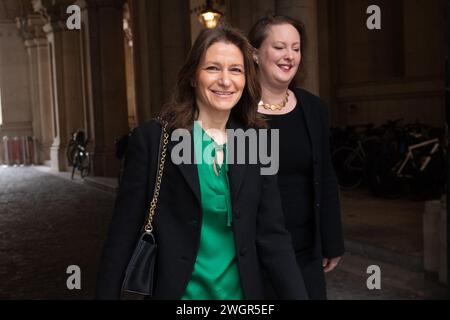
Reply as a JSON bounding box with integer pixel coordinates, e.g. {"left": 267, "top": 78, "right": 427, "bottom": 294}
{"left": 258, "top": 91, "right": 290, "bottom": 111}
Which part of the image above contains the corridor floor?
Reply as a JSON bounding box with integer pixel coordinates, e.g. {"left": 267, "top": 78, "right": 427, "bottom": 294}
{"left": 0, "top": 166, "right": 446, "bottom": 299}
{"left": 0, "top": 166, "right": 115, "bottom": 299}
{"left": 341, "top": 188, "right": 425, "bottom": 259}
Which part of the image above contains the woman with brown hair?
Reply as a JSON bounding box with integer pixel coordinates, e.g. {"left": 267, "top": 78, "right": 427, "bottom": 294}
{"left": 95, "top": 25, "right": 307, "bottom": 300}
{"left": 249, "top": 15, "right": 345, "bottom": 299}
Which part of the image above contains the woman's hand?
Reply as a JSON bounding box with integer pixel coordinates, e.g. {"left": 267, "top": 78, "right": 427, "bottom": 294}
{"left": 322, "top": 256, "right": 342, "bottom": 273}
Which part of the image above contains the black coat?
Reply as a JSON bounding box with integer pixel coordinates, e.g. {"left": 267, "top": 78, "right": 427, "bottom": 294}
{"left": 292, "top": 88, "right": 345, "bottom": 260}
{"left": 95, "top": 118, "right": 308, "bottom": 300}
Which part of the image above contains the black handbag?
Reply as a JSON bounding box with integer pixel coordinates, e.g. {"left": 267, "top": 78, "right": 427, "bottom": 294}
{"left": 121, "top": 119, "right": 169, "bottom": 296}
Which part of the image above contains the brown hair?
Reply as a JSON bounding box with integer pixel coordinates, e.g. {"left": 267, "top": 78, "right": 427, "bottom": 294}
{"left": 248, "top": 14, "right": 305, "bottom": 55}
{"left": 161, "top": 25, "right": 266, "bottom": 130}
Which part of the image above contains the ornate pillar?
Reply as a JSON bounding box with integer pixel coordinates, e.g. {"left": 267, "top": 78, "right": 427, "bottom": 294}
{"left": 35, "top": 35, "right": 54, "bottom": 165}
{"left": 76, "top": 0, "right": 129, "bottom": 177}
{"left": 276, "top": 0, "right": 320, "bottom": 95}
{"left": 33, "top": 0, "right": 85, "bottom": 172}
{"left": 17, "top": 15, "right": 53, "bottom": 164}
{"left": 17, "top": 17, "right": 41, "bottom": 155}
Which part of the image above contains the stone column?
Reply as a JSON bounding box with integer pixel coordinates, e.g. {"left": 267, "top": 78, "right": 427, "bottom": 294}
{"left": 0, "top": 21, "right": 33, "bottom": 138}
{"left": 17, "top": 15, "right": 53, "bottom": 164}
{"left": 276, "top": 0, "right": 320, "bottom": 95}
{"left": 227, "top": 0, "right": 275, "bottom": 33}
{"left": 35, "top": 36, "right": 54, "bottom": 165}
{"left": 123, "top": 3, "right": 137, "bottom": 129}
{"left": 316, "top": 0, "right": 337, "bottom": 124}
{"left": 129, "top": 0, "right": 160, "bottom": 122}
{"left": 226, "top": 0, "right": 255, "bottom": 33}
{"left": 253, "top": 0, "right": 276, "bottom": 22}
{"left": 130, "top": 0, "right": 190, "bottom": 122}
{"left": 33, "top": 0, "right": 85, "bottom": 172}
{"left": 18, "top": 17, "right": 41, "bottom": 162}
{"left": 160, "top": 0, "right": 191, "bottom": 103}
{"left": 77, "top": 0, "right": 129, "bottom": 177}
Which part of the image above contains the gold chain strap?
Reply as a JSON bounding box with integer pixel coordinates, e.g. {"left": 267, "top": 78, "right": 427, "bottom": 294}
{"left": 144, "top": 120, "right": 169, "bottom": 234}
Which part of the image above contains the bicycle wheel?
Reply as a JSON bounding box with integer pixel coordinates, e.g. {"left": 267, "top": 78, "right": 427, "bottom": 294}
{"left": 367, "top": 154, "right": 403, "bottom": 199}
{"left": 80, "top": 154, "right": 90, "bottom": 178}
{"left": 71, "top": 156, "right": 77, "bottom": 179}
{"left": 332, "top": 147, "right": 365, "bottom": 190}
{"left": 66, "top": 142, "right": 77, "bottom": 166}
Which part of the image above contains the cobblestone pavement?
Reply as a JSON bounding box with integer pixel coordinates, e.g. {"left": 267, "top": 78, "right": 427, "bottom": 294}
{"left": 0, "top": 166, "right": 115, "bottom": 299}
{"left": 0, "top": 166, "right": 447, "bottom": 300}
{"left": 326, "top": 252, "right": 447, "bottom": 300}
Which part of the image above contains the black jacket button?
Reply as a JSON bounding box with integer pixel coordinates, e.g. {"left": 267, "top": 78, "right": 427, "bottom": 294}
{"left": 239, "top": 248, "right": 248, "bottom": 256}
{"left": 235, "top": 209, "right": 241, "bottom": 220}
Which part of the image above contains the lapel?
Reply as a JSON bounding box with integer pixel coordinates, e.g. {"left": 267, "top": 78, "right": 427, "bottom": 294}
{"left": 167, "top": 129, "right": 201, "bottom": 205}
{"left": 226, "top": 117, "right": 247, "bottom": 205}
{"left": 167, "top": 117, "right": 247, "bottom": 207}
{"left": 167, "top": 117, "right": 248, "bottom": 205}
{"left": 297, "top": 89, "right": 320, "bottom": 165}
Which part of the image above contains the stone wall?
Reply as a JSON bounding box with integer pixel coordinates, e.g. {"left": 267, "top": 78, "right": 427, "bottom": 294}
{"left": 0, "top": 21, "right": 32, "bottom": 137}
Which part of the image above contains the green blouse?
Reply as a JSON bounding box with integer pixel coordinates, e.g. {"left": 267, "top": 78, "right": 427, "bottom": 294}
{"left": 181, "top": 122, "right": 244, "bottom": 300}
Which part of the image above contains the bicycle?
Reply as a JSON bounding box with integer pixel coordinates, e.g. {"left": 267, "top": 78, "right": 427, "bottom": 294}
{"left": 397, "top": 136, "right": 445, "bottom": 200}
{"left": 67, "top": 130, "right": 91, "bottom": 179}
{"left": 369, "top": 126, "right": 446, "bottom": 200}
{"left": 331, "top": 124, "right": 379, "bottom": 190}
{"left": 365, "top": 119, "right": 410, "bottom": 198}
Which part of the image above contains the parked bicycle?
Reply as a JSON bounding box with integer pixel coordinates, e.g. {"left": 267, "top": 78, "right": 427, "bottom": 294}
{"left": 67, "top": 130, "right": 91, "bottom": 179}
{"left": 365, "top": 119, "right": 408, "bottom": 198}
{"left": 331, "top": 124, "right": 379, "bottom": 190}
{"left": 330, "top": 118, "right": 447, "bottom": 200}
{"left": 370, "top": 128, "right": 446, "bottom": 200}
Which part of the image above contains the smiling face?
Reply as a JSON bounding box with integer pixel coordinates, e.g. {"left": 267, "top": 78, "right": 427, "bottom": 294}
{"left": 255, "top": 23, "right": 301, "bottom": 89}
{"left": 194, "top": 41, "right": 246, "bottom": 117}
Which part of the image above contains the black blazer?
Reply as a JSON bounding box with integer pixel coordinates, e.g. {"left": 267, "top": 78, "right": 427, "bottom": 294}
{"left": 292, "top": 88, "right": 345, "bottom": 260}
{"left": 95, "top": 118, "right": 308, "bottom": 300}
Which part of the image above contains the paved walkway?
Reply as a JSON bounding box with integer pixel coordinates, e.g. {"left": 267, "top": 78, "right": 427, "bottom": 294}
{"left": 0, "top": 166, "right": 447, "bottom": 299}
{"left": 326, "top": 252, "right": 447, "bottom": 299}
{"left": 341, "top": 189, "right": 425, "bottom": 258}
{"left": 0, "top": 166, "right": 115, "bottom": 299}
